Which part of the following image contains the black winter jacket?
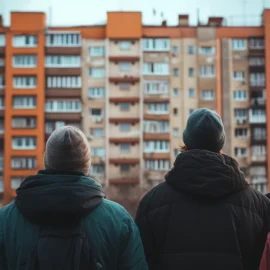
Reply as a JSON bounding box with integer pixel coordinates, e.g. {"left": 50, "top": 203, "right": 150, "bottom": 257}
{"left": 135, "top": 150, "right": 270, "bottom": 270}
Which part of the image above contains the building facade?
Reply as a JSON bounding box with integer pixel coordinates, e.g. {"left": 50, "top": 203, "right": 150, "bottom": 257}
{"left": 0, "top": 11, "right": 269, "bottom": 209}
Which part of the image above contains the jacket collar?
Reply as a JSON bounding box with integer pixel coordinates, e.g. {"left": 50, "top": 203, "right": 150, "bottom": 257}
{"left": 165, "top": 150, "right": 249, "bottom": 199}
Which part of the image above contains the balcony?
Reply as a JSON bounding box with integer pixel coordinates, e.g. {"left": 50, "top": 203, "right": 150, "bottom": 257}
{"left": 251, "top": 155, "right": 266, "bottom": 162}
{"left": 249, "top": 112, "right": 266, "bottom": 124}
{"left": 250, "top": 80, "right": 265, "bottom": 87}
{"left": 250, "top": 98, "right": 265, "bottom": 108}
{"left": 251, "top": 177, "right": 268, "bottom": 194}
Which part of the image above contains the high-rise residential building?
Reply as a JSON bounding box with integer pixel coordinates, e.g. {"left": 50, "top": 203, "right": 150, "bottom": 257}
{"left": 0, "top": 11, "right": 270, "bottom": 210}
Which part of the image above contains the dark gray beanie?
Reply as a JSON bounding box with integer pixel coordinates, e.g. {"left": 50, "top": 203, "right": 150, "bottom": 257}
{"left": 183, "top": 108, "right": 225, "bottom": 153}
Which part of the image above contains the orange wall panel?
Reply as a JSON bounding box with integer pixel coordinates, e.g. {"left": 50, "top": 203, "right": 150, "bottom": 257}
{"left": 217, "top": 27, "right": 264, "bottom": 38}
{"left": 10, "top": 12, "right": 46, "bottom": 31}
{"left": 106, "top": 12, "right": 142, "bottom": 39}
{"left": 143, "top": 27, "right": 196, "bottom": 38}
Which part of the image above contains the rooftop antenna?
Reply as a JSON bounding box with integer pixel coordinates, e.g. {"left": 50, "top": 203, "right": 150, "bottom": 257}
{"left": 197, "top": 8, "right": 200, "bottom": 26}
{"left": 48, "top": 6, "right": 52, "bottom": 27}
{"left": 243, "top": 0, "right": 247, "bottom": 25}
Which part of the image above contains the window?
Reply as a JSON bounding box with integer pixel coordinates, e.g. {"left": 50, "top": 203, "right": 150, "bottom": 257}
{"left": 120, "top": 123, "right": 130, "bottom": 132}
{"left": 173, "top": 88, "right": 179, "bottom": 96}
{"left": 249, "top": 57, "right": 265, "bottom": 66}
{"left": 233, "top": 71, "right": 245, "bottom": 81}
{"left": 0, "top": 97, "right": 4, "bottom": 108}
{"left": 201, "top": 90, "right": 214, "bottom": 100}
{"left": 144, "top": 81, "right": 169, "bottom": 94}
{"left": 173, "top": 108, "right": 178, "bottom": 115}
{"left": 13, "top": 76, "right": 37, "bottom": 89}
{"left": 89, "top": 46, "right": 105, "bottom": 56}
{"left": 12, "top": 137, "right": 36, "bottom": 150}
{"left": 0, "top": 58, "right": 5, "bottom": 67}
{"left": 13, "top": 55, "right": 37, "bottom": 68}
{"left": 188, "top": 45, "right": 195, "bottom": 55}
{"left": 235, "top": 128, "right": 248, "bottom": 138}
{"left": 145, "top": 160, "right": 170, "bottom": 171}
{"left": 11, "top": 157, "right": 36, "bottom": 169}
{"left": 0, "top": 119, "right": 4, "bottom": 133}
{"left": 252, "top": 127, "right": 266, "bottom": 140}
{"left": 143, "top": 121, "right": 169, "bottom": 133}
{"left": 143, "top": 63, "right": 170, "bottom": 75}
{"left": 234, "top": 147, "right": 248, "bottom": 157}
{"left": 91, "top": 165, "right": 105, "bottom": 176}
{"left": 13, "top": 96, "right": 36, "bottom": 109}
{"left": 189, "top": 88, "right": 195, "bottom": 97}
{"left": 233, "top": 90, "right": 247, "bottom": 101}
{"left": 173, "top": 128, "right": 179, "bottom": 137}
{"left": 89, "top": 68, "right": 105, "bottom": 78}
{"left": 199, "top": 46, "right": 216, "bottom": 55}
{"left": 119, "top": 41, "right": 131, "bottom": 50}
{"left": 11, "top": 177, "right": 25, "bottom": 190}
{"left": 147, "top": 103, "right": 168, "bottom": 114}
{"left": 0, "top": 34, "right": 5, "bottom": 46}
{"left": 120, "top": 143, "right": 130, "bottom": 153}
{"left": 45, "top": 56, "right": 80, "bottom": 67}
{"left": 144, "top": 141, "right": 170, "bottom": 153}
{"left": 120, "top": 103, "right": 130, "bottom": 111}
{"left": 45, "top": 100, "right": 81, "bottom": 112}
{"left": 143, "top": 38, "right": 170, "bottom": 51}
{"left": 92, "top": 148, "right": 105, "bottom": 157}
{"left": 13, "top": 35, "right": 37, "bottom": 47}
{"left": 92, "top": 128, "right": 104, "bottom": 137}
{"left": 89, "top": 108, "right": 103, "bottom": 117}
{"left": 47, "top": 76, "right": 81, "bottom": 88}
{"left": 120, "top": 164, "right": 130, "bottom": 173}
{"left": 249, "top": 38, "right": 264, "bottom": 49}
{"left": 232, "top": 39, "right": 246, "bottom": 50}
{"left": 173, "top": 68, "right": 179, "bottom": 76}
{"left": 188, "top": 68, "right": 195, "bottom": 77}
{"left": 119, "top": 62, "right": 130, "bottom": 71}
{"left": 88, "top": 88, "right": 105, "bottom": 98}
{"left": 119, "top": 83, "right": 131, "bottom": 90}
{"left": 0, "top": 76, "right": 5, "bottom": 88}
{"left": 234, "top": 108, "right": 248, "bottom": 121}
{"left": 12, "top": 117, "right": 36, "bottom": 128}
{"left": 250, "top": 73, "right": 265, "bottom": 87}
{"left": 200, "top": 65, "right": 215, "bottom": 77}
{"left": 172, "top": 45, "right": 179, "bottom": 55}
{"left": 252, "top": 145, "right": 266, "bottom": 159}
{"left": 46, "top": 33, "right": 81, "bottom": 47}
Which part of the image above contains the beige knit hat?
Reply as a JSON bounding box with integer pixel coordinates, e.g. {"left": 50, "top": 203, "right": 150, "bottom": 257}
{"left": 44, "top": 126, "right": 91, "bottom": 175}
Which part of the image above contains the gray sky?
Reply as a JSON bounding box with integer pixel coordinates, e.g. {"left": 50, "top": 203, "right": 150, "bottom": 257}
{"left": 1, "top": 0, "right": 269, "bottom": 26}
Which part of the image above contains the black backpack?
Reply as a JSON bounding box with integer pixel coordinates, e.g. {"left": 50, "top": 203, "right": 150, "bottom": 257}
{"left": 22, "top": 220, "right": 102, "bottom": 270}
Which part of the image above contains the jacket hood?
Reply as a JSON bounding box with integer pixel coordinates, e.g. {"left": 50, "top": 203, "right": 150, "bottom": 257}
{"left": 15, "top": 170, "right": 105, "bottom": 226}
{"left": 165, "top": 150, "right": 249, "bottom": 199}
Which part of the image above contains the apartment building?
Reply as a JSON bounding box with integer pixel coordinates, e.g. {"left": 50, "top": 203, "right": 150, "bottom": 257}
{"left": 0, "top": 11, "right": 270, "bottom": 208}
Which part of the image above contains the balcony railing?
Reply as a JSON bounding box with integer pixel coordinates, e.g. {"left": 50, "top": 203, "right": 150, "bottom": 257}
{"left": 249, "top": 114, "right": 266, "bottom": 124}
{"left": 250, "top": 80, "right": 265, "bottom": 87}
{"left": 251, "top": 177, "right": 268, "bottom": 194}
{"left": 251, "top": 98, "right": 265, "bottom": 106}
{"left": 251, "top": 155, "right": 266, "bottom": 162}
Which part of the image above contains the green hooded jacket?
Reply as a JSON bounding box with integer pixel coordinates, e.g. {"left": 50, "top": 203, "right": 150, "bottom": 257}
{"left": 0, "top": 170, "right": 148, "bottom": 270}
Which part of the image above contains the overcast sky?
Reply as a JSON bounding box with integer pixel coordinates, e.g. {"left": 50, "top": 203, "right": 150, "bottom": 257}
{"left": 1, "top": 0, "right": 269, "bottom": 26}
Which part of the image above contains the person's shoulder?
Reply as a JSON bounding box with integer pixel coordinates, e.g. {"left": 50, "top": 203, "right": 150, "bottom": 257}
{"left": 92, "top": 199, "right": 130, "bottom": 219}
{"left": 0, "top": 201, "right": 18, "bottom": 217}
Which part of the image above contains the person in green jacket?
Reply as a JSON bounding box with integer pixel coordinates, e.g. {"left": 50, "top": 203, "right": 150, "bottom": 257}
{"left": 0, "top": 126, "right": 148, "bottom": 270}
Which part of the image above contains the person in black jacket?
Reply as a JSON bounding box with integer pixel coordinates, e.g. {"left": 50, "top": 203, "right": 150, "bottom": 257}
{"left": 135, "top": 108, "right": 270, "bottom": 270}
